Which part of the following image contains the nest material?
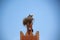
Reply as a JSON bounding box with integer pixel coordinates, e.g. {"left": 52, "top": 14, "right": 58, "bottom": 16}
{"left": 23, "top": 15, "right": 33, "bottom": 25}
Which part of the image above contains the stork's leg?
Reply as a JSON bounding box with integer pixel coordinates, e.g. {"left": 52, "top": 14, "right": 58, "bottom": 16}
{"left": 32, "top": 29, "right": 33, "bottom": 32}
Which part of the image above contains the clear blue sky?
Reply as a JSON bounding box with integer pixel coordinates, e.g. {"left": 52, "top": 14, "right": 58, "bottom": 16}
{"left": 0, "top": 0, "right": 59, "bottom": 40}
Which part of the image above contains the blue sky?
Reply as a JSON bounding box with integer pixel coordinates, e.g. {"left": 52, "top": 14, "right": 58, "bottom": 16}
{"left": 0, "top": 0, "right": 60, "bottom": 40}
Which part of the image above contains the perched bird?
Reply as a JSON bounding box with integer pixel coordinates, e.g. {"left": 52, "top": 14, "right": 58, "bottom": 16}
{"left": 23, "top": 15, "right": 33, "bottom": 32}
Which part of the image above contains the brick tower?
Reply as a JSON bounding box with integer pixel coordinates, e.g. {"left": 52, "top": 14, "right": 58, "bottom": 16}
{"left": 20, "top": 15, "right": 39, "bottom": 40}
